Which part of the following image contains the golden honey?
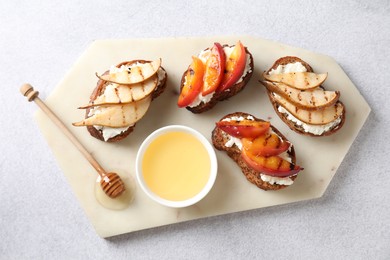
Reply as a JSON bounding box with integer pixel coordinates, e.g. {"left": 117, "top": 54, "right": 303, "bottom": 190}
{"left": 142, "top": 131, "right": 211, "bottom": 201}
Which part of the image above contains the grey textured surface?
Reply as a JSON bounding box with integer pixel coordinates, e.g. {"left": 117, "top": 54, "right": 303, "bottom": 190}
{"left": 1, "top": 0, "right": 389, "bottom": 259}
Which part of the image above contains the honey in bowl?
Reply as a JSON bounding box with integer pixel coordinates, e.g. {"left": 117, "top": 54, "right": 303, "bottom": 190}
{"left": 136, "top": 125, "right": 217, "bottom": 208}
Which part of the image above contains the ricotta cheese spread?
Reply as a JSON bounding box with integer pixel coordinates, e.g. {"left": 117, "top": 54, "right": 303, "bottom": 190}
{"left": 224, "top": 135, "right": 243, "bottom": 150}
{"left": 156, "top": 68, "right": 166, "bottom": 86}
{"left": 268, "top": 62, "right": 307, "bottom": 74}
{"left": 188, "top": 90, "right": 214, "bottom": 107}
{"left": 221, "top": 115, "right": 255, "bottom": 122}
{"left": 221, "top": 115, "right": 294, "bottom": 186}
{"left": 94, "top": 125, "right": 132, "bottom": 141}
{"left": 188, "top": 45, "right": 252, "bottom": 108}
{"left": 260, "top": 174, "right": 294, "bottom": 186}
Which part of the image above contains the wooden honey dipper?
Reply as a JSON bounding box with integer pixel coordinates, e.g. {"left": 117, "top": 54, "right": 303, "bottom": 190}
{"left": 20, "top": 83, "right": 126, "bottom": 199}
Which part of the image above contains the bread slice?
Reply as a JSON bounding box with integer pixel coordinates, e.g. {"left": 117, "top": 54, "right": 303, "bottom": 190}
{"left": 181, "top": 44, "right": 254, "bottom": 113}
{"left": 212, "top": 112, "right": 298, "bottom": 191}
{"left": 261, "top": 56, "right": 345, "bottom": 137}
{"left": 86, "top": 60, "right": 167, "bottom": 142}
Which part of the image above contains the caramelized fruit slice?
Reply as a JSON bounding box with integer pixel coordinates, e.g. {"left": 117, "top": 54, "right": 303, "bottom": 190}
{"left": 218, "top": 41, "right": 247, "bottom": 92}
{"left": 216, "top": 119, "right": 270, "bottom": 138}
{"left": 79, "top": 75, "right": 158, "bottom": 108}
{"left": 242, "top": 149, "right": 302, "bottom": 177}
{"left": 177, "top": 56, "right": 205, "bottom": 108}
{"left": 242, "top": 133, "right": 290, "bottom": 157}
{"left": 202, "top": 42, "right": 226, "bottom": 96}
{"left": 97, "top": 59, "right": 161, "bottom": 85}
{"left": 273, "top": 94, "right": 344, "bottom": 125}
{"left": 72, "top": 96, "right": 151, "bottom": 127}
{"left": 263, "top": 72, "right": 327, "bottom": 90}
{"left": 262, "top": 81, "right": 339, "bottom": 110}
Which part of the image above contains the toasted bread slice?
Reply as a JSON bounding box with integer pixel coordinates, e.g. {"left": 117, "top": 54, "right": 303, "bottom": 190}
{"left": 261, "top": 56, "right": 345, "bottom": 137}
{"left": 212, "top": 112, "right": 299, "bottom": 191}
{"left": 181, "top": 44, "right": 254, "bottom": 113}
{"left": 85, "top": 60, "right": 167, "bottom": 142}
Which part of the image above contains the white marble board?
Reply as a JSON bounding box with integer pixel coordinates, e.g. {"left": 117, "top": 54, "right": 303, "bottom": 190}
{"left": 34, "top": 35, "right": 370, "bottom": 237}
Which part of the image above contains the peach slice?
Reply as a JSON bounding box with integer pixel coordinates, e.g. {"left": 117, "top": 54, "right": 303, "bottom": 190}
{"left": 216, "top": 119, "right": 270, "bottom": 138}
{"left": 202, "top": 42, "right": 226, "bottom": 96}
{"left": 218, "top": 41, "right": 246, "bottom": 92}
{"left": 242, "top": 133, "right": 290, "bottom": 157}
{"left": 177, "top": 56, "right": 205, "bottom": 108}
{"left": 242, "top": 148, "right": 302, "bottom": 178}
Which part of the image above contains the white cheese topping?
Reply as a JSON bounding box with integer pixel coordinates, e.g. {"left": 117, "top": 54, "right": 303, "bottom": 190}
{"left": 260, "top": 174, "right": 294, "bottom": 185}
{"left": 222, "top": 115, "right": 255, "bottom": 122}
{"left": 188, "top": 91, "right": 214, "bottom": 107}
{"left": 156, "top": 68, "right": 166, "bottom": 86}
{"left": 268, "top": 62, "right": 307, "bottom": 74}
{"left": 225, "top": 136, "right": 243, "bottom": 150}
{"left": 188, "top": 45, "right": 252, "bottom": 108}
{"left": 93, "top": 125, "right": 132, "bottom": 141}
{"left": 221, "top": 115, "right": 293, "bottom": 186}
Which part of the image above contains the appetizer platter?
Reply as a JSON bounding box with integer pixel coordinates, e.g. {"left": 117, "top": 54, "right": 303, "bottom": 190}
{"left": 33, "top": 35, "right": 370, "bottom": 237}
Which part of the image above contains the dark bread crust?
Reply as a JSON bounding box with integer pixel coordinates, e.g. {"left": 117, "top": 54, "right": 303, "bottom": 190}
{"left": 182, "top": 45, "right": 254, "bottom": 114}
{"left": 262, "top": 56, "right": 345, "bottom": 137}
{"left": 212, "top": 112, "right": 298, "bottom": 191}
{"left": 86, "top": 60, "right": 167, "bottom": 142}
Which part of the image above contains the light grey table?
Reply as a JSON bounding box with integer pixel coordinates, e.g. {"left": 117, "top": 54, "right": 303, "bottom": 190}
{"left": 1, "top": 1, "right": 389, "bottom": 259}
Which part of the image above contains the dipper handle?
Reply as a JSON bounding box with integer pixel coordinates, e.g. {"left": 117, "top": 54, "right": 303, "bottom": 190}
{"left": 20, "top": 83, "right": 126, "bottom": 198}
{"left": 20, "top": 83, "right": 107, "bottom": 177}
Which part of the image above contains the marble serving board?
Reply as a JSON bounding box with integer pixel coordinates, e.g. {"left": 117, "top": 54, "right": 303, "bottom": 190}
{"left": 34, "top": 35, "right": 370, "bottom": 238}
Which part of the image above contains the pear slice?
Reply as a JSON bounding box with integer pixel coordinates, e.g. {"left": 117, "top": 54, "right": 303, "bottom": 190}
{"left": 97, "top": 59, "right": 161, "bottom": 85}
{"left": 72, "top": 96, "right": 151, "bottom": 127}
{"left": 79, "top": 75, "right": 158, "bottom": 108}
{"left": 262, "top": 81, "right": 339, "bottom": 110}
{"left": 273, "top": 93, "right": 344, "bottom": 125}
{"left": 263, "top": 72, "right": 327, "bottom": 90}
